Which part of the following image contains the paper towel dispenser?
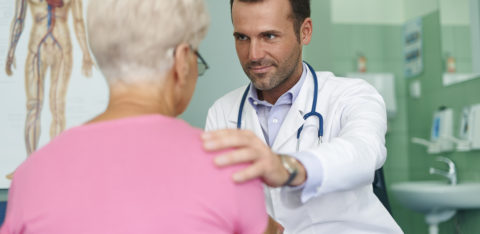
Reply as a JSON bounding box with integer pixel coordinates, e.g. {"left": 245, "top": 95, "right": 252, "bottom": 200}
{"left": 467, "top": 104, "right": 480, "bottom": 150}
{"left": 346, "top": 73, "right": 397, "bottom": 119}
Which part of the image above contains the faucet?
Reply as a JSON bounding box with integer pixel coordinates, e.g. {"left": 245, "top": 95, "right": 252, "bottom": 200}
{"left": 429, "top": 156, "right": 457, "bottom": 185}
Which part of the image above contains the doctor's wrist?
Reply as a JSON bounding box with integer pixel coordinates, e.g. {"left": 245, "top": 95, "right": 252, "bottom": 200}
{"left": 279, "top": 154, "right": 306, "bottom": 187}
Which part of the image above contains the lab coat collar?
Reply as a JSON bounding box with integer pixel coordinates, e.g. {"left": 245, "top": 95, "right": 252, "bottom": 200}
{"left": 271, "top": 67, "right": 316, "bottom": 150}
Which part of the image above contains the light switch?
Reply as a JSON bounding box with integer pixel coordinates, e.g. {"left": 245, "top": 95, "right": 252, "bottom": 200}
{"left": 409, "top": 80, "right": 421, "bottom": 98}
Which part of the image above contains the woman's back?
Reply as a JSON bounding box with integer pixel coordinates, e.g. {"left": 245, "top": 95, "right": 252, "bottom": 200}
{"left": 0, "top": 115, "right": 267, "bottom": 234}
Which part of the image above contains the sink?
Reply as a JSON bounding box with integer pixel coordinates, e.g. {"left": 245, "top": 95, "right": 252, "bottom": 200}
{"left": 391, "top": 181, "right": 480, "bottom": 213}
{"left": 391, "top": 181, "right": 480, "bottom": 234}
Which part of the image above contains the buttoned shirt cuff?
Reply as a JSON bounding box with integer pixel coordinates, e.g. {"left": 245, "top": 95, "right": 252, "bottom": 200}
{"left": 286, "top": 151, "right": 324, "bottom": 203}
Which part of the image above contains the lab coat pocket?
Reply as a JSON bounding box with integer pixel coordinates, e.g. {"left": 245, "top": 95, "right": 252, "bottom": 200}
{"left": 306, "top": 189, "right": 359, "bottom": 222}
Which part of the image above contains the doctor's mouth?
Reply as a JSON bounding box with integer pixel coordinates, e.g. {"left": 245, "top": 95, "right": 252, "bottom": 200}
{"left": 247, "top": 60, "right": 277, "bottom": 72}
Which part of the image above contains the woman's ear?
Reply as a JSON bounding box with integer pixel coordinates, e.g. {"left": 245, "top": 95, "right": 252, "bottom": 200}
{"left": 170, "top": 43, "right": 197, "bottom": 116}
{"left": 172, "top": 43, "right": 193, "bottom": 87}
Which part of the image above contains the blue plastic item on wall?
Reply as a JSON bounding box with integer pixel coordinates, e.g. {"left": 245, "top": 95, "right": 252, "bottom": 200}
{"left": 0, "top": 202, "right": 6, "bottom": 226}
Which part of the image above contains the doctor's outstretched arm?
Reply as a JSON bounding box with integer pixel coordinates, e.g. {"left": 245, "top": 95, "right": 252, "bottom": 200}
{"left": 202, "top": 129, "right": 306, "bottom": 188}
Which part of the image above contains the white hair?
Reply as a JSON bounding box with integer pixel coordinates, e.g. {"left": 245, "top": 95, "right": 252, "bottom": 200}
{"left": 87, "top": 0, "right": 210, "bottom": 84}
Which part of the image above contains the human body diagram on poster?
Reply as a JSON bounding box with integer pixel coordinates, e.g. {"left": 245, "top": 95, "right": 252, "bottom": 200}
{"left": 5, "top": 0, "right": 93, "bottom": 179}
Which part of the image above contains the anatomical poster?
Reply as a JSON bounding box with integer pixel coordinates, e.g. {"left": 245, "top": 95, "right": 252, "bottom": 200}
{"left": 0, "top": 0, "right": 108, "bottom": 188}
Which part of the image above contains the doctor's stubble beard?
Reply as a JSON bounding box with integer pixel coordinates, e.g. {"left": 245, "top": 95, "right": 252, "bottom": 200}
{"left": 242, "top": 49, "right": 302, "bottom": 93}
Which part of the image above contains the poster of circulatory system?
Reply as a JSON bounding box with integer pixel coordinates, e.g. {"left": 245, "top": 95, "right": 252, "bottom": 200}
{"left": 0, "top": 0, "right": 109, "bottom": 188}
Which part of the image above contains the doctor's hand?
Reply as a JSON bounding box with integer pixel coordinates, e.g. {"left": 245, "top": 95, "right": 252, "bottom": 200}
{"left": 202, "top": 129, "right": 306, "bottom": 187}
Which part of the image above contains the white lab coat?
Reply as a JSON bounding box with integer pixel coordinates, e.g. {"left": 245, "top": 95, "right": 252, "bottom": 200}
{"left": 205, "top": 68, "right": 403, "bottom": 234}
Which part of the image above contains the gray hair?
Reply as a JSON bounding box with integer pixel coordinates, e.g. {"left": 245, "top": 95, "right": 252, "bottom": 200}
{"left": 87, "top": 0, "right": 210, "bottom": 84}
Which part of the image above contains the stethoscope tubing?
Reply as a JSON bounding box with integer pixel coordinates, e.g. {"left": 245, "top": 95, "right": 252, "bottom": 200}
{"left": 237, "top": 62, "right": 324, "bottom": 150}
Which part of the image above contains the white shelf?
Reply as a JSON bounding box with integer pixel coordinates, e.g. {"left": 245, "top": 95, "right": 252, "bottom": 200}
{"left": 442, "top": 73, "right": 480, "bottom": 86}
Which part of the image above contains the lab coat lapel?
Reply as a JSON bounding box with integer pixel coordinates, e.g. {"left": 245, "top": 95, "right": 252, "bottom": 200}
{"left": 227, "top": 92, "right": 266, "bottom": 144}
{"left": 271, "top": 72, "right": 314, "bottom": 150}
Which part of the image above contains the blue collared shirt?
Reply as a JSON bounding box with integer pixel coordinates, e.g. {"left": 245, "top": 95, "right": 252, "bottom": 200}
{"left": 247, "top": 62, "right": 322, "bottom": 202}
{"left": 247, "top": 63, "right": 307, "bottom": 146}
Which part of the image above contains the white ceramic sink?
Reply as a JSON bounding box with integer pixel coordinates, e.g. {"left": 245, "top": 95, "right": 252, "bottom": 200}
{"left": 391, "top": 181, "right": 480, "bottom": 214}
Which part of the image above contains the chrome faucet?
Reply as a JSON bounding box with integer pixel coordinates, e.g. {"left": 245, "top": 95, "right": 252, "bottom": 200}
{"left": 429, "top": 156, "right": 457, "bottom": 185}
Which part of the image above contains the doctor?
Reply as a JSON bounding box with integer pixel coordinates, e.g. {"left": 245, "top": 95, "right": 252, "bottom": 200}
{"left": 202, "top": 0, "right": 403, "bottom": 233}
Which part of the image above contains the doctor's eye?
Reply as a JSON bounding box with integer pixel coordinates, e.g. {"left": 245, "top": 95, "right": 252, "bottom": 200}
{"left": 234, "top": 33, "right": 249, "bottom": 41}
{"left": 264, "top": 33, "right": 277, "bottom": 40}
{"left": 261, "top": 31, "right": 279, "bottom": 40}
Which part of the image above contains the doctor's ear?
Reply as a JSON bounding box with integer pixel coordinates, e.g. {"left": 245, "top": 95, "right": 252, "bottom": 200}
{"left": 173, "top": 43, "right": 193, "bottom": 86}
{"left": 300, "top": 18, "right": 312, "bottom": 45}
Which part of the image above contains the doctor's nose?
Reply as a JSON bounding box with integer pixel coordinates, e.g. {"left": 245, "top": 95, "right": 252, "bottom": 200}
{"left": 248, "top": 41, "right": 266, "bottom": 61}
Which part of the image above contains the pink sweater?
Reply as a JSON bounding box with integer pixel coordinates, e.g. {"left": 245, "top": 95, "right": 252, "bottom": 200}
{"left": 0, "top": 115, "right": 267, "bottom": 234}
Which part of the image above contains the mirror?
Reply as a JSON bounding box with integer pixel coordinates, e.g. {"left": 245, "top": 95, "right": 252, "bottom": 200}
{"left": 439, "top": 0, "right": 480, "bottom": 85}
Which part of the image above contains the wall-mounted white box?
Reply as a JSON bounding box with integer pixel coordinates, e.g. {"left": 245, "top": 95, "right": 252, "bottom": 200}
{"left": 347, "top": 73, "right": 397, "bottom": 119}
{"left": 469, "top": 104, "right": 480, "bottom": 150}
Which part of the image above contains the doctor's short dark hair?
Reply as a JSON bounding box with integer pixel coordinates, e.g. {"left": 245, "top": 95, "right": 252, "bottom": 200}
{"left": 229, "top": 0, "right": 311, "bottom": 41}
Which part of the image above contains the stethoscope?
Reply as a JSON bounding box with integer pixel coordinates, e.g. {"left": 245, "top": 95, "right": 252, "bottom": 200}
{"left": 236, "top": 62, "right": 323, "bottom": 151}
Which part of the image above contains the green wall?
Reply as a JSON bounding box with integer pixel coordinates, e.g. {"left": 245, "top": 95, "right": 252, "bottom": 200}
{"left": 0, "top": 191, "right": 6, "bottom": 202}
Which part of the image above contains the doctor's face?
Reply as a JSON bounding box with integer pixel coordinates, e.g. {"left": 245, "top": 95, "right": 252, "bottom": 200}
{"left": 232, "top": 0, "right": 309, "bottom": 95}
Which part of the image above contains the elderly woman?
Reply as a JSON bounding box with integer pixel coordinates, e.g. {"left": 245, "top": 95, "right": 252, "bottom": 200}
{"left": 0, "top": 0, "right": 269, "bottom": 233}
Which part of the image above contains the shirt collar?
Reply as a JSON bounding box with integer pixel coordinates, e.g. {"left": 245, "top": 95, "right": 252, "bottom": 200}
{"left": 248, "top": 62, "right": 308, "bottom": 108}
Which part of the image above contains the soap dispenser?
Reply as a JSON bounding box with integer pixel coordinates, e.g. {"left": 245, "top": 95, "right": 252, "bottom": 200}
{"left": 429, "top": 106, "right": 454, "bottom": 153}
{"left": 454, "top": 107, "right": 473, "bottom": 151}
